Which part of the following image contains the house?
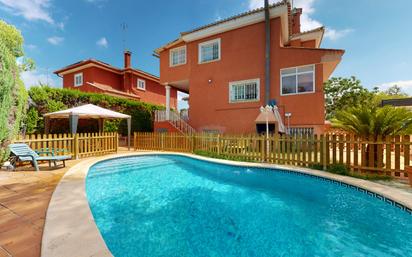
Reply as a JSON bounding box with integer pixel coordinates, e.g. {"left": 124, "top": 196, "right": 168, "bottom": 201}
{"left": 154, "top": 0, "right": 344, "bottom": 135}
{"left": 54, "top": 51, "right": 178, "bottom": 109}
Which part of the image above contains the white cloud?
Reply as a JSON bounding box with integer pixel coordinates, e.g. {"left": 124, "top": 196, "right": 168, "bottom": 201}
{"left": 96, "top": 37, "right": 108, "bottom": 48}
{"left": 324, "top": 28, "right": 354, "bottom": 41}
{"left": 247, "top": 0, "right": 352, "bottom": 40}
{"left": 177, "top": 91, "right": 189, "bottom": 101}
{"left": 84, "top": 0, "right": 106, "bottom": 8}
{"left": 47, "top": 36, "right": 64, "bottom": 45}
{"left": 294, "top": 0, "right": 322, "bottom": 32}
{"left": 215, "top": 11, "right": 222, "bottom": 21}
{"left": 248, "top": 0, "right": 274, "bottom": 10}
{"left": 25, "top": 44, "right": 37, "bottom": 50}
{"left": 177, "top": 92, "right": 189, "bottom": 110}
{"left": 375, "top": 80, "right": 412, "bottom": 95}
{"left": 20, "top": 69, "right": 59, "bottom": 88}
{"left": 56, "top": 21, "right": 65, "bottom": 30}
{"left": 0, "top": 0, "right": 53, "bottom": 23}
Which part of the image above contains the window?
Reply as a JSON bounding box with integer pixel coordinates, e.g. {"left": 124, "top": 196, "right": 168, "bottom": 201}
{"left": 170, "top": 46, "right": 186, "bottom": 67}
{"left": 287, "top": 127, "right": 314, "bottom": 136}
{"left": 281, "top": 65, "right": 315, "bottom": 95}
{"left": 202, "top": 129, "right": 220, "bottom": 134}
{"left": 74, "top": 73, "right": 83, "bottom": 87}
{"left": 137, "top": 79, "right": 146, "bottom": 90}
{"left": 199, "top": 38, "right": 220, "bottom": 63}
{"left": 229, "top": 79, "right": 260, "bottom": 103}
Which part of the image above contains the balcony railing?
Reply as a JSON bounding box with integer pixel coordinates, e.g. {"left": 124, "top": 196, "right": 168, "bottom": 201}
{"left": 154, "top": 110, "right": 195, "bottom": 134}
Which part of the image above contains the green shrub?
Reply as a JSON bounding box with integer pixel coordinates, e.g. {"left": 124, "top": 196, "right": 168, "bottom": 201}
{"left": 308, "top": 163, "right": 324, "bottom": 171}
{"left": 350, "top": 173, "right": 392, "bottom": 181}
{"left": 25, "top": 107, "right": 39, "bottom": 134}
{"left": 0, "top": 21, "right": 28, "bottom": 162}
{"left": 27, "top": 86, "right": 164, "bottom": 135}
{"left": 324, "top": 163, "right": 391, "bottom": 181}
{"left": 326, "top": 163, "right": 349, "bottom": 175}
{"left": 193, "top": 150, "right": 252, "bottom": 163}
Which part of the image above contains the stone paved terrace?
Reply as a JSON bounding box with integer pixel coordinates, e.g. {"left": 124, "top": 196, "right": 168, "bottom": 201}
{"left": 0, "top": 158, "right": 83, "bottom": 257}
{"left": 0, "top": 148, "right": 130, "bottom": 257}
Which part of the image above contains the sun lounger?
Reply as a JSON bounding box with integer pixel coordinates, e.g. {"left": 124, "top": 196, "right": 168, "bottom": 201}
{"left": 8, "top": 143, "right": 71, "bottom": 171}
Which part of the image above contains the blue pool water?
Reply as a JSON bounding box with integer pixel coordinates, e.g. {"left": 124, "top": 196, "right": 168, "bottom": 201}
{"left": 86, "top": 155, "right": 412, "bottom": 257}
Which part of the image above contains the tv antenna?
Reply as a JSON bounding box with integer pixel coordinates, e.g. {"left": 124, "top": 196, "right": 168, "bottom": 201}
{"left": 121, "top": 22, "right": 128, "bottom": 51}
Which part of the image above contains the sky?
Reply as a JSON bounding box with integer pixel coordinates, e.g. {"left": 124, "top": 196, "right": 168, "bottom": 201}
{"left": 1, "top": 0, "right": 412, "bottom": 106}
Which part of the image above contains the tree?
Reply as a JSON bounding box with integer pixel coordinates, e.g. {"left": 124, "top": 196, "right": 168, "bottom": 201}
{"left": 332, "top": 105, "right": 412, "bottom": 139}
{"left": 332, "top": 105, "right": 412, "bottom": 168}
{"left": 324, "top": 76, "right": 374, "bottom": 119}
{"left": 0, "top": 21, "right": 30, "bottom": 162}
{"left": 385, "top": 84, "right": 407, "bottom": 96}
{"left": 25, "top": 108, "right": 39, "bottom": 134}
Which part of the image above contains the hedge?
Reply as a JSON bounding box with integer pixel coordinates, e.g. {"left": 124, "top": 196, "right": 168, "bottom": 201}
{"left": 27, "top": 86, "right": 164, "bottom": 135}
{"left": 0, "top": 21, "right": 28, "bottom": 162}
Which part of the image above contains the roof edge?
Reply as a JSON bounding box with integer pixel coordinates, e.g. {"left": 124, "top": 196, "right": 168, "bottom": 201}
{"left": 290, "top": 26, "right": 325, "bottom": 39}
{"left": 154, "top": 0, "right": 288, "bottom": 54}
{"left": 181, "top": 0, "right": 287, "bottom": 36}
{"left": 54, "top": 59, "right": 159, "bottom": 82}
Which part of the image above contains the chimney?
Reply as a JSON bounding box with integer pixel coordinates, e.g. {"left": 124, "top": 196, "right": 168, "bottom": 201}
{"left": 291, "top": 8, "right": 302, "bottom": 34}
{"left": 124, "top": 50, "right": 131, "bottom": 69}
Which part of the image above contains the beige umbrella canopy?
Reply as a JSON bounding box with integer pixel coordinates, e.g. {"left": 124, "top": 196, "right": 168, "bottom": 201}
{"left": 44, "top": 104, "right": 132, "bottom": 149}
{"left": 255, "top": 106, "right": 285, "bottom": 133}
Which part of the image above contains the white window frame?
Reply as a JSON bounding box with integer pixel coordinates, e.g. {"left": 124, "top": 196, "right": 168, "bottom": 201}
{"left": 198, "top": 38, "right": 221, "bottom": 64}
{"left": 280, "top": 64, "right": 315, "bottom": 96}
{"left": 229, "top": 78, "right": 260, "bottom": 103}
{"left": 137, "top": 79, "right": 146, "bottom": 91}
{"left": 169, "top": 46, "right": 187, "bottom": 67}
{"left": 74, "top": 73, "right": 83, "bottom": 87}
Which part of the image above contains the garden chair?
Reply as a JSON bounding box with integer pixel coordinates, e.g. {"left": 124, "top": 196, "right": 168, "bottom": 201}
{"left": 8, "top": 143, "right": 71, "bottom": 171}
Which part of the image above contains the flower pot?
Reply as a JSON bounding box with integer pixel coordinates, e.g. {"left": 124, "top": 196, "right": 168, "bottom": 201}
{"left": 406, "top": 166, "right": 412, "bottom": 187}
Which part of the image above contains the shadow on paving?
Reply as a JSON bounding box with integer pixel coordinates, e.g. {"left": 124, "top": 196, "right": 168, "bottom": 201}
{"left": 0, "top": 159, "right": 83, "bottom": 257}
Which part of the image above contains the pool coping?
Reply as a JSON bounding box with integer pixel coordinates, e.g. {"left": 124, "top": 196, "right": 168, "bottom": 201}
{"left": 41, "top": 151, "right": 412, "bottom": 257}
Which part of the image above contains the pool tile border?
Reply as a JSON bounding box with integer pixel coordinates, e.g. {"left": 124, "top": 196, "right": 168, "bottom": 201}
{"left": 41, "top": 151, "right": 412, "bottom": 257}
{"left": 266, "top": 167, "right": 412, "bottom": 215}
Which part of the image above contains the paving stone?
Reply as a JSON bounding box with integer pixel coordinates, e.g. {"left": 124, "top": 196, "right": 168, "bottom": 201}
{"left": 0, "top": 157, "right": 85, "bottom": 257}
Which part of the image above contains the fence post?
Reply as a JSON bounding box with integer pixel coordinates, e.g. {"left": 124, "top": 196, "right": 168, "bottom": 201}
{"left": 134, "top": 132, "right": 137, "bottom": 151}
{"left": 116, "top": 133, "right": 119, "bottom": 153}
{"left": 322, "top": 134, "right": 327, "bottom": 170}
{"left": 260, "top": 135, "right": 265, "bottom": 162}
{"left": 217, "top": 134, "right": 221, "bottom": 155}
{"left": 74, "top": 133, "right": 79, "bottom": 159}
{"left": 191, "top": 134, "right": 195, "bottom": 153}
{"left": 161, "top": 133, "right": 164, "bottom": 151}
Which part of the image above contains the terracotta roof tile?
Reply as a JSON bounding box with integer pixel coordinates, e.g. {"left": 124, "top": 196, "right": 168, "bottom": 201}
{"left": 289, "top": 26, "right": 324, "bottom": 39}
{"left": 54, "top": 59, "right": 159, "bottom": 82}
{"left": 86, "top": 82, "right": 140, "bottom": 100}
{"left": 180, "top": 0, "right": 287, "bottom": 36}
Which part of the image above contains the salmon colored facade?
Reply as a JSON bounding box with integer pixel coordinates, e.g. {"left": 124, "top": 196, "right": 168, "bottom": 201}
{"left": 155, "top": 1, "right": 344, "bottom": 135}
{"left": 54, "top": 52, "right": 178, "bottom": 109}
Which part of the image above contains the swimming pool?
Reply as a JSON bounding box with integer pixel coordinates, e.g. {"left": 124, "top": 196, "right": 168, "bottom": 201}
{"left": 86, "top": 154, "right": 412, "bottom": 257}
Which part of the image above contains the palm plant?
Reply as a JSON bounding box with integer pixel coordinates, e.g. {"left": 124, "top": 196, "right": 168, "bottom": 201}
{"left": 332, "top": 105, "right": 412, "bottom": 168}
{"left": 332, "top": 105, "right": 412, "bottom": 139}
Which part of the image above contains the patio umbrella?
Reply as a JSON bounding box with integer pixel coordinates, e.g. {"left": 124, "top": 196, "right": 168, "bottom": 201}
{"left": 43, "top": 104, "right": 132, "bottom": 149}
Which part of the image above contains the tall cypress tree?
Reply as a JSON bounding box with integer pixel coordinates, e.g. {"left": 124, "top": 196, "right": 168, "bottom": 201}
{"left": 0, "top": 20, "right": 30, "bottom": 162}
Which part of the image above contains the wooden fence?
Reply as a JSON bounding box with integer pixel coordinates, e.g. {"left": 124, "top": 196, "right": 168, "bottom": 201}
{"left": 13, "top": 132, "right": 118, "bottom": 159}
{"left": 134, "top": 132, "right": 411, "bottom": 179}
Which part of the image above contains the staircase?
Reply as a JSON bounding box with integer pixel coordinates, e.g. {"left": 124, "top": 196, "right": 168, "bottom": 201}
{"left": 154, "top": 110, "right": 196, "bottom": 134}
